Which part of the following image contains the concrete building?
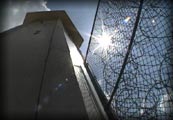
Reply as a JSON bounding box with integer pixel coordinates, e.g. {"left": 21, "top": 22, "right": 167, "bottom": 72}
{"left": 1, "top": 11, "right": 108, "bottom": 120}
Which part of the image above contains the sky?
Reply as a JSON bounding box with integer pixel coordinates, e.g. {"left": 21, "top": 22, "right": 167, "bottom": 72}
{"left": 0, "top": 0, "right": 99, "bottom": 56}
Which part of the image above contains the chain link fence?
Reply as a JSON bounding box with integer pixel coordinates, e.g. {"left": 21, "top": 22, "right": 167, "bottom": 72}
{"left": 85, "top": 0, "right": 173, "bottom": 119}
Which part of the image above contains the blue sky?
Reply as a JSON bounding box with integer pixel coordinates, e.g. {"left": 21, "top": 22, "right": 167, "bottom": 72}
{"left": 47, "top": 0, "right": 98, "bottom": 55}
{"left": 0, "top": 0, "right": 99, "bottom": 56}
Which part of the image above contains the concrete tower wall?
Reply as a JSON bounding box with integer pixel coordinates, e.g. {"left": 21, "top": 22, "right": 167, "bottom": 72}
{"left": 1, "top": 17, "right": 88, "bottom": 120}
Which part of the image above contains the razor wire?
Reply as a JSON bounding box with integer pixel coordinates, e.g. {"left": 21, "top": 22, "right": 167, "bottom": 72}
{"left": 85, "top": 0, "right": 173, "bottom": 119}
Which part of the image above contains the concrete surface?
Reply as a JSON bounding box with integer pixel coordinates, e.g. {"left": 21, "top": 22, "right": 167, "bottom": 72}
{"left": 1, "top": 18, "right": 88, "bottom": 119}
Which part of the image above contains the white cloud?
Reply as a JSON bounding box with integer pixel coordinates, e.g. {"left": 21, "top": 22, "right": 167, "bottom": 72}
{"left": 1, "top": 0, "right": 50, "bottom": 32}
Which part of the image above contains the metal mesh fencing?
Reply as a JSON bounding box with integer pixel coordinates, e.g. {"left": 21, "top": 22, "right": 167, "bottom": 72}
{"left": 85, "top": 0, "right": 173, "bottom": 119}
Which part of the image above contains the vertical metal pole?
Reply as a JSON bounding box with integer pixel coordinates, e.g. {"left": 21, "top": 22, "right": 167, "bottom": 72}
{"left": 85, "top": 0, "right": 101, "bottom": 63}
{"left": 107, "top": 0, "right": 144, "bottom": 107}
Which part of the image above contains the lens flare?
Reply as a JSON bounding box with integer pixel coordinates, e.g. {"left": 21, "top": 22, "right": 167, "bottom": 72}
{"left": 124, "top": 16, "right": 131, "bottom": 23}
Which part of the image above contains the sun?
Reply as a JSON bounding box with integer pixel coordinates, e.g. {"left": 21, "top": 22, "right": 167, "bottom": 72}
{"left": 91, "top": 19, "right": 114, "bottom": 54}
{"left": 97, "top": 32, "right": 112, "bottom": 49}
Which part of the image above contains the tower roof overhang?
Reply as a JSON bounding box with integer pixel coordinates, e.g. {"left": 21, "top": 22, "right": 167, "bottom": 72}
{"left": 23, "top": 11, "right": 83, "bottom": 48}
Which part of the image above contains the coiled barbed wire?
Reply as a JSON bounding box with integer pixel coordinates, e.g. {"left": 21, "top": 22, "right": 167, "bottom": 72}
{"left": 86, "top": 0, "right": 173, "bottom": 119}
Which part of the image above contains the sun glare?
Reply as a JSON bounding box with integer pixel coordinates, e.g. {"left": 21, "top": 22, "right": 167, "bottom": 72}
{"left": 92, "top": 31, "right": 113, "bottom": 54}
{"left": 98, "top": 32, "right": 112, "bottom": 48}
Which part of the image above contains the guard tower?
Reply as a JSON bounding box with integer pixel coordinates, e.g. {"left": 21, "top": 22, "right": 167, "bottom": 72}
{"left": 1, "top": 11, "right": 108, "bottom": 120}
{"left": 2, "top": 1, "right": 173, "bottom": 119}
